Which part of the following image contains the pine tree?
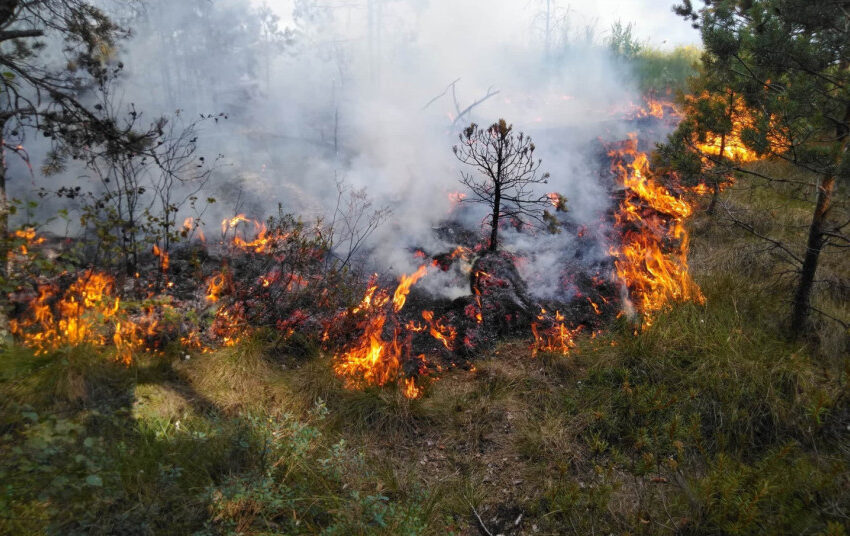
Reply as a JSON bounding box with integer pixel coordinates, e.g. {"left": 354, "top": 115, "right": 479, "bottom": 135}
{"left": 453, "top": 119, "right": 550, "bottom": 251}
{"left": 667, "top": 0, "right": 849, "bottom": 336}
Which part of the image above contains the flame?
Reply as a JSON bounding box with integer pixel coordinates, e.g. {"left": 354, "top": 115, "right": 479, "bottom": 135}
{"left": 10, "top": 227, "right": 45, "bottom": 257}
{"left": 152, "top": 244, "right": 169, "bottom": 272}
{"left": 9, "top": 270, "right": 151, "bottom": 363}
{"left": 179, "top": 329, "right": 207, "bottom": 352}
{"left": 183, "top": 217, "right": 205, "bottom": 242}
{"left": 392, "top": 265, "right": 428, "bottom": 312}
{"left": 333, "top": 266, "right": 429, "bottom": 398}
{"left": 422, "top": 310, "right": 457, "bottom": 351}
{"left": 608, "top": 134, "right": 705, "bottom": 326}
{"left": 205, "top": 272, "right": 230, "bottom": 303}
{"left": 221, "top": 215, "right": 290, "bottom": 254}
{"left": 448, "top": 191, "right": 466, "bottom": 205}
{"left": 211, "top": 304, "right": 246, "bottom": 347}
{"left": 402, "top": 377, "right": 422, "bottom": 399}
{"left": 688, "top": 92, "right": 761, "bottom": 163}
{"left": 531, "top": 309, "right": 582, "bottom": 356}
{"left": 623, "top": 97, "right": 678, "bottom": 121}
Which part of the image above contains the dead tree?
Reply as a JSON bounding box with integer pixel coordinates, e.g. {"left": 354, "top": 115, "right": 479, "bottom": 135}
{"left": 453, "top": 119, "right": 550, "bottom": 251}
{"left": 423, "top": 79, "right": 500, "bottom": 128}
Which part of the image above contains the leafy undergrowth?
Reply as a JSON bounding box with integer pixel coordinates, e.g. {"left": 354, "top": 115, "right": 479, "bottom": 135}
{"left": 1, "top": 194, "right": 849, "bottom": 535}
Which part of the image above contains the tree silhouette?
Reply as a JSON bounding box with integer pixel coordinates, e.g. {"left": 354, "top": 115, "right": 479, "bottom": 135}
{"left": 453, "top": 119, "right": 550, "bottom": 251}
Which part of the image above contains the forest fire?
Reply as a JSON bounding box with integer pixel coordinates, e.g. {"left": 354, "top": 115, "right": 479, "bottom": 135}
{"left": 4, "top": 101, "right": 708, "bottom": 397}
{"left": 608, "top": 134, "right": 705, "bottom": 325}
{"left": 332, "top": 267, "right": 430, "bottom": 398}
{"left": 688, "top": 92, "right": 761, "bottom": 163}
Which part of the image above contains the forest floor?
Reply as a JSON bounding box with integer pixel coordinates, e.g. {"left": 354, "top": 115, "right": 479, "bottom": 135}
{"left": 1, "top": 173, "right": 848, "bottom": 535}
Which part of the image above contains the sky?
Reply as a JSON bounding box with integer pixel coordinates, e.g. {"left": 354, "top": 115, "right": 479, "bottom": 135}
{"left": 573, "top": 0, "right": 700, "bottom": 49}
{"left": 256, "top": 0, "right": 701, "bottom": 50}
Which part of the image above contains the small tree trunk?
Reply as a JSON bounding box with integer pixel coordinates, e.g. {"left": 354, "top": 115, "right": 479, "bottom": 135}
{"left": 489, "top": 183, "right": 501, "bottom": 251}
{"left": 0, "top": 120, "right": 9, "bottom": 336}
{"left": 707, "top": 179, "right": 720, "bottom": 216}
{"left": 790, "top": 174, "right": 835, "bottom": 336}
{"left": 708, "top": 131, "right": 727, "bottom": 216}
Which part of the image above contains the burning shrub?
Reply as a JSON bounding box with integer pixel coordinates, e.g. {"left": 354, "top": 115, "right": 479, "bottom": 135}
{"left": 8, "top": 270, "right": 159, "bottom": 364}
{"left": 329, "top": 268, "right": 431, "bottom": 399}
{"left": 207, "top": 211, "right": 358, "bottom": 348}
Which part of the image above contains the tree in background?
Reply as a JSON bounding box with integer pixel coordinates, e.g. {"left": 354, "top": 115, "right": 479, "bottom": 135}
{"left": 0, "top": 0, "right": 124, "bottom": 236}
{"left": 607, "top": 20, "right": 700, "bottom": 96}
{"left": 0, "top": 0, "right": 136, "bottom": 333}
{"left": 669, "top": 0, "right": 849, "bottom": 336}
{"left": 454, "top": 119, "right": 550, "bottom": 252}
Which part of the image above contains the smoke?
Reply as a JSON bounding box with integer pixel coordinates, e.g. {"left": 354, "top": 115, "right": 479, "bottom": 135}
{"left": 10, "top": 0, "right": 671, "bottom": 300}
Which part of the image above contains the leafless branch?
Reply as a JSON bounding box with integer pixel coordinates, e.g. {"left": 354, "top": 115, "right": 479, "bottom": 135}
{"left": 422, "top": 78, "right": 461, "bottom": 110}
{"left": 721, "top": 202, "right": 804, "bottom": 266}
{"left": 451, "top": 86, "right": 501, "bottom": 128}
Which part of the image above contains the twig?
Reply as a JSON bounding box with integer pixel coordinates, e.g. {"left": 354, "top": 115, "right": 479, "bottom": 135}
{"left": 721, "top": 202, "right": 804, "bottom": 266}
{"left": 452, "top": 86, "right": 501, "bottom": 128}
{"left": 422, "top": 78, "right": 461, "bottom": 110}
{"left": 809, "top": 305, "right": 850, "bottom": 329}
{"left": 470, "top": 503, "right": 493, "bottom": 536}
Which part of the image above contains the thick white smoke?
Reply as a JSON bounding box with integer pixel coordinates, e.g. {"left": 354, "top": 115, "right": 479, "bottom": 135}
{"left": 10, "top": 0, "right": 684, "bottom": 299}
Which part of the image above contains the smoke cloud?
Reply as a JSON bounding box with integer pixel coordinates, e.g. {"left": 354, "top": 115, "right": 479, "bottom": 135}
{"left": 10, "top": 0, "right": 680, "bottom": 299}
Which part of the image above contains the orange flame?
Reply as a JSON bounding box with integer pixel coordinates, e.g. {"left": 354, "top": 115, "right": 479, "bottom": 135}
{"left": 688, "top": 92, "right": 762, "bottom": 163}
{"left": 392, "top": 265, "right": 428, "bottom": 312}
{"left": 205, "top": 272, "right": 230, "bottom": 304}
{"left": 183, "top": 217, "right": 205, "bottom": 242}
{"left": 9, "top": 270, "right": 151, "bottom": 363}
{"left": 152, "top": 244, "right": 169, "bottom": 272}
{"left": 10, "top": 227, "right": 45, "bottom": 257}
{"left": 531, "top": 309, "right": 582, "bottom": 356}
{"left": 333, "top": 266, "right": 430, "bottom": 398}
{"left": 608, "top": 134, "right": 705, "bottom": 326}
{"left": 221, "top": 215, "right": 291, "bottom": 254}
{"left": 422, "top": 310, "right": 457, "bottom": 351}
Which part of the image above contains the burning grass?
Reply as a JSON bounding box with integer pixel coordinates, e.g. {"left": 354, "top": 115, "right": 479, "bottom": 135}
{"left": 4, "top": 96, "right": 846, "bottom": 534}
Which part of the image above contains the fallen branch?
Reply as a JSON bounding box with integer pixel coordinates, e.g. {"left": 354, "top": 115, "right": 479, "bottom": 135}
{"left": 0, "top": 29, "right": 44, "bottom": 42}
{"left": 470, "top": 503, "right": 493, "bottom": 536}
